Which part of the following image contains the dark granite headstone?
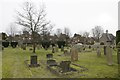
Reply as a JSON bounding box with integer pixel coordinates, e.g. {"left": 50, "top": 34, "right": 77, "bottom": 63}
{"left": 52, "top": 47, "right": 55, "bottom": 53}
{"left": 60, "top": 61, "right": 71, "bottom": 72}
{"left": 46, "top": 54, "right": 53, "bottom": 59}
{"left": 104, "top": 46, "right": 107, "bottom": 55}
{"left": 29, "top": 54, "right": 40, "bottom": 67}
{"left": 47, "top": 59, "right": 57, "bottom": 66}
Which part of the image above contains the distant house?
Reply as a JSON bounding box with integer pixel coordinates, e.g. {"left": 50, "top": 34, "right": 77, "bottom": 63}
{"left": 99, "top": 30, "right": 115, "bottom": 45}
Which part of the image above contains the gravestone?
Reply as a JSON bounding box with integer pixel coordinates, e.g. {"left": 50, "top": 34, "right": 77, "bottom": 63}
{"left": 96, "top": 46, "right": 101, "bottom": 57}
{"left": 47, "top": 59, "right": 57, "bottom": 66}
{"left": 71, "top": 47, "right": 78, "bottom": 61}
{"left": 22, "top": 45, "right": 26, "bottom": 50}
{"left": 46, "top": 54, "right": 53, "bottom": 59}
{"left": 60, "top": 61, "right": 71, "bottom": 72}
{"left": 61, "top": 46, "right": 64, "bottom": 52}
{"left": 29, "top": 54, "right": 40, "bottom": 67}
{"left": 104, "top": 46, "right": 107, "bottom": 55}
{"left": 64, "top": 50, "right": 70, "bottom": 56}
{"left": 117, "top": 42, "right": 120, "bottom": 64}
{"left": 55, "top": 45, "right": 59, "bottom": 52}
{"left": 52, "top": 47, "right": 55, "bottom": 53}
{"left": 106, "top": 40, "right": 113, "bottom": 66}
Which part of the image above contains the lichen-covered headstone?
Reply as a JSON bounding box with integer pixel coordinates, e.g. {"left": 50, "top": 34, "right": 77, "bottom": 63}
{"left": 96, "top": 46, "right": 101, "bottom": 57}
{"left": 106, "top": 45, "right": 113, "bottom": 65}
{"left": 71, "top": 47, "right": 78, "bottom": 61}
{"left": 60, "top": 61, "right": 71, "bottom": 72}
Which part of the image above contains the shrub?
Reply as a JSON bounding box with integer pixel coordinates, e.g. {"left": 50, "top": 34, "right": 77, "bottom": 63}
{"left": 2, "top": 41, "right": 9, "bottom": 47}
{"left": 57, "top": 41, "right": 65, "bottom": 48}
{"left": 11, "top": 42, "right": 18, "bottom": 48}
{"left": 116, "top": 30, "right": 120, "bottom": 45}
{"left": 41, "top": 40, "right": 51, "bottom": 49}
{"left": 100, "top": 42, "right": 104, "bottom": 45}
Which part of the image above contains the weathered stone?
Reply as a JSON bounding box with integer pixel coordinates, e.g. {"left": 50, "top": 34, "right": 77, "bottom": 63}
{"left": 106, "top": 46, "right": 113, "bottom": 65}
{"left": 60, "top": 61, "right": 71, "bottom": 72}
{"left": 71, "top": 47, "right": 78, "bottom": 61}
{"left": 96, "top": 46, "right": 101, "bottom": 57}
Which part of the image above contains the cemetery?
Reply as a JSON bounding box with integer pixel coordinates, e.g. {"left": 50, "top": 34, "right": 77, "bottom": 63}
{"left": 2, "top": 41, "right": 119, "bottom": 78}
{"left": 1, "top": 1, "right": 120, "bottom": 79}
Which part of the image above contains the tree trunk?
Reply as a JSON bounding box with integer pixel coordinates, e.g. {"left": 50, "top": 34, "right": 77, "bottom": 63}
{"left": 32, "top": 31, "right": 36, "bottom": 53}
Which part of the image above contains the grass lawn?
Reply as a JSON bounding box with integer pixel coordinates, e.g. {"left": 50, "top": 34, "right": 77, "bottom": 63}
{"left": 2, "top": 46, "right": 119, "bottom": 78}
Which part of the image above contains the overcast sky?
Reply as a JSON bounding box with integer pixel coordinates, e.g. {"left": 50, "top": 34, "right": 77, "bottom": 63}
{"left": 0, "top": 0, "right": 119, "bottom": 36}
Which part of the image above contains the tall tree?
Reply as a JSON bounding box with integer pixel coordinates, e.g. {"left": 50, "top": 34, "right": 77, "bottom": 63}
{"left": 91, "top": 26, "right": 104, "bottom": 42}
{"left": 16, "top": 2, "right": 50, "bottom": 53}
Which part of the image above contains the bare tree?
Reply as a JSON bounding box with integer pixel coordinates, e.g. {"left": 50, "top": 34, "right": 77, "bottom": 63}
{"left": 6, "top": 23, "right": 17, "bottom": 37}
{"left": 91, "top": 26, "right": 104, "bottom": 42}
{"left": 83, "top": 31, "right": 89, "bottom": 38}
{"left": 16, "top": 2, "right": 50, "bottom": 53}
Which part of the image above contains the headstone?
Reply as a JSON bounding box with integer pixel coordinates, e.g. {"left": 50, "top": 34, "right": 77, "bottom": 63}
{"left": 52, "top": 47, "right": 55, "bottom": 53}
{"left": 61, "top": 46, "right": 64, "bottom": 52}
{"left": 104, "top": 46, "right": 107, "bottom": 55}
{"left": 71, "top": 47, "right": 78, "bottom": 61}
{"left": 96, "top": 46, "right": 101, "bottom": 57}
{"left": 60, "top": 61, "right": 71, "bottom": 72}
{"left": 117, "top": 42, "right": 120, "bottom": 64}
{"left": 55, "top": 46, "right": 59, "bottom": 52}
{"left": 47, "top": 59, "right": 57, "bottom": 66}
{"left": 46, "top": 54, "right": 53, "bottom": 59}
{"left": 106, "top": 45, "right": 113, "bottom": 65}
{"left": 22, "top": 45, "right": 26, "bottom": 50}
{"left": 29, "top": 54, "right": 40, "bottom": 67}
{"left": 64, "top": 50, "right": 70, "bottom": 56}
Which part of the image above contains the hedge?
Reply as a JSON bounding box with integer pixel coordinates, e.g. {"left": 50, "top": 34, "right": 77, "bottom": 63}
{"left": 116, "top": 30, "right": 120, "bottom": 45}
{"left": 11, "top": 42, "right": 18, "bottom": 48}
{"left": 57, "top": 41, "right": 65, "bottom": 48}
{"left": 2, "top": 41, "right": 9, "bottom": 47}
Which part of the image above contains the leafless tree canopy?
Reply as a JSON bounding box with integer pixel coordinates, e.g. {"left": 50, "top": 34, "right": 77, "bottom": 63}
{"left": 16, "top": 2, "right": 51, "bottom": 53}
{"left": 83, "top": 31, "right": 89, "bottom": 38}
{"left": 91, "top": 26, "right": 104, "bottom": 42}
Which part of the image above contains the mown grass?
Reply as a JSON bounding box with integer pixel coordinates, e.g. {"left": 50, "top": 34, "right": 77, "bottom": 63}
{"left": 2, "top": 46, "right": 119, "bottom": 78}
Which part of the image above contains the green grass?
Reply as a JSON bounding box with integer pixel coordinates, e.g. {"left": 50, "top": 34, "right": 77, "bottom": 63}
{"left": 2, "top": 47, "right": 119, "bottom": 78}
